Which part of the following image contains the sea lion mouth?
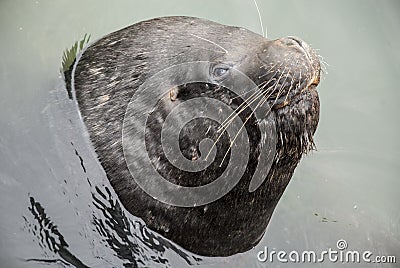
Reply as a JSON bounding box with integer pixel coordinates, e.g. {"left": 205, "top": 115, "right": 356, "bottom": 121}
{"left": 256, "top": 36, "right": 321, "bottom": 111}
{"left": 271, "top": 72, "right": 320, "bottom": 110}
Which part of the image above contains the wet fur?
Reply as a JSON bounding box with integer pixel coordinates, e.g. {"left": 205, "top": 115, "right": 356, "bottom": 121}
{"left": 68, "top": 16, "right": 320, "bottom": 256}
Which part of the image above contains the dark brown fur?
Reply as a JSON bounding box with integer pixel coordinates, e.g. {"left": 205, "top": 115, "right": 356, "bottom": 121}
{"left": 68, "top": 16, "right": 321, "bottom": 256}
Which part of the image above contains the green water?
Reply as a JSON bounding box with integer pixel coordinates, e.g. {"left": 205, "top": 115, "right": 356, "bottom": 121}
{"left": 1, "top": 0, "right": 399, "bottom": 267}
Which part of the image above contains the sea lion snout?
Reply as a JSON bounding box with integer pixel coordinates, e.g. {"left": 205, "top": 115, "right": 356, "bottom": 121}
{"left": 279, "top": 36, "right": 321, "bottom": 81}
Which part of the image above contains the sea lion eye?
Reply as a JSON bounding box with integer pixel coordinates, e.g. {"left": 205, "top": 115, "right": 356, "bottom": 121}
{"left": 213, "top": 67, "right": 228, "bottom": 77}
{"left": 210, "top": 64, "right": 231, "bottom": 80}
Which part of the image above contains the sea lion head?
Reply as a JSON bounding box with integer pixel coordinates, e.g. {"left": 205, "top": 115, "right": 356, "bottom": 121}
{"left": 137, "top": 17, "right": 321, "bottom": 154}
{"left": 69, "top": 16, "right": 321, "bottom": 256}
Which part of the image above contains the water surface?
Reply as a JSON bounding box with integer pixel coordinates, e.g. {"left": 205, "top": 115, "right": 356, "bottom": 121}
{"left": 1, "top": 1, "right": 399, "bottom": 267}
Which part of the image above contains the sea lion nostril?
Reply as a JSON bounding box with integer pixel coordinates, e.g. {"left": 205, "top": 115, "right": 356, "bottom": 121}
{"left": 287, "top": 36, "right": 303, "bottom": 47}
{"left": 280, "top": 36, "right": 315, "bottom": 66}
{"left": 280, "top": 37, "right": 303, "bottom": 48}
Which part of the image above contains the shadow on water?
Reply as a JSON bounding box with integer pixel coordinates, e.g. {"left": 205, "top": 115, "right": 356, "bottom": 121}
{"left": 90, "top": 185, "right": 199, "bottom": 267}
{"left": 25, "top": 196, "right": 90, "bottom": 267}
{"left": 24, "top": 186, "right": 200, "bottom": 267}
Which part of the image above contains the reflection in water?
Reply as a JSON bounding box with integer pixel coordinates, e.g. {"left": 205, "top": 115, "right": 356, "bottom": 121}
{"left": 91, "top": 185, "right": 201, "bottom": 267}
{"left": 25, "top": 196, "right": 89, "bottom": 267}
{"left": 24, "top": 184, "right": 201, "bottom": 267}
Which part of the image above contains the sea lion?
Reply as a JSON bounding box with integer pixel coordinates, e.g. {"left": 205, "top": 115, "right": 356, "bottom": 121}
{"left": 65, "top": 16, "right": 321, "bottom": 256}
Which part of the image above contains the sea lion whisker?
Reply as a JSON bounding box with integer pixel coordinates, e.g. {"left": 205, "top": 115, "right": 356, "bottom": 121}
{"left": 205, "top": 90, "right": 265, "bottom": 157}
{"left": 205, "top": 90, "right": 265, "bottom": 160}
{"left": 190, "top": 33, "right": 228, "bottom": 54}
{"left": 217, "top": 89, "right": 264, "bottom": 132}
{"left": 296, "top": 71, "right": 302, "bottom": 91}
{"left": 213, "top": 78, "right": 272, "bottom": 147}
{"left": 252, "top": 0, "right": 265, "bottom": 37}
{"left": 267, "top": 73, "right": 291, "bottom": 108}
{"left": 284, "top": 84, "right": 294, "bottom": 104}
{"left": 194, "top": 47, "right": 228, "bottom": 54}
{"left": 253, "top": 83, "right": 280, "bottom": 115}
{"left": 230, "top": 81, "right": 266, "bottom": 100}
{"left": 259, "top": 62, "right": 282, "bottom": 79}
{"left": 258, "top": 69, "right": 280, "bottom": 87}
{"left": 256, "top": 76, "right": 284, "bottom": 112}
{"left": 282, "top": 73, "right": 296, "bottom": 104}
{"left": 319, "top": 59, "right": 329, "bottom": 75}
{"left": 259, "top": 83, "right": 278, "bottom": 110}
{"left": 217, "top": 80, "right": 268, "bottom": 131}
{"left": 220, "top": 77, "right": 279, "bottom": 160}
{"left": 258, "top": 88, "right": 274, "bottom": 115}
{"left": 272, "top": 87, "right": 286, "bottom": 106}
{"left": 314, "top": 51, "right": 328, "bottom": 74}
{"left": 281, "top": 73, "right": 293, "bottom": 103}
{"left": 262, "top": 82, "right": 279, "bottom": 100}
{"left": 219, "top": 91, "right": 267, "bottom": 167}
{"left": 264, "top": 66, "right": 287, "bottom": 99}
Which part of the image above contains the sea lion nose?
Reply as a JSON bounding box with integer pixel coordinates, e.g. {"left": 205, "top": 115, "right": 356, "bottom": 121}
{"left": 278, "top": 36, "right": 313, "bottom": 63}
{"left": 280, "top": 37, "right": 320, "bottom": 86}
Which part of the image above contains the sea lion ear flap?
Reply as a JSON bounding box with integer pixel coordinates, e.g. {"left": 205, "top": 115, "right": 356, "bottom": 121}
{"left": 169, "top": 86, "right": 179, "bottom": 101}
